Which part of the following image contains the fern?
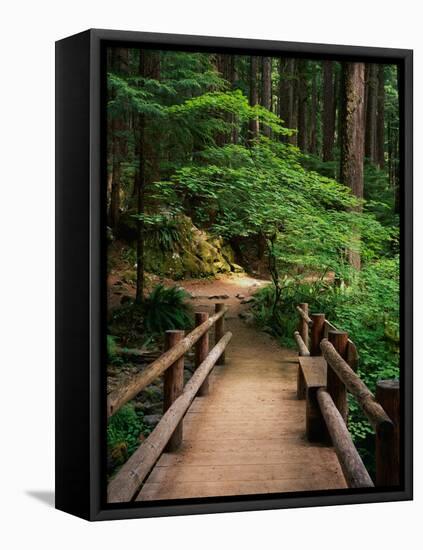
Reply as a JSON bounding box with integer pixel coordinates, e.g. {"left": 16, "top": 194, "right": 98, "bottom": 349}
{"left": 143, "top": 284, "right": 193, "bottom": 334}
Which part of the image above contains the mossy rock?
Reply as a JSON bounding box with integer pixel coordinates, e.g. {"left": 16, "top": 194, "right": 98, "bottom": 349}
{"left": 116, "top": 213, "right": 243, "bottom": 278}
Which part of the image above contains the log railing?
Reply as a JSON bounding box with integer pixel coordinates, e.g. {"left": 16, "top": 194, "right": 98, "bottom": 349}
{"left": 294, "top": 303, "right": 400, "bottom": 489}
{"left": 108, "top": 303, "right": 231, "bottom": 503}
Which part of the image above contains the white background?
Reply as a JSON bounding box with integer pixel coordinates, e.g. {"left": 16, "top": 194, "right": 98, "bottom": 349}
{"left": 1, "top": 1, "right": 420, "bottom": 548}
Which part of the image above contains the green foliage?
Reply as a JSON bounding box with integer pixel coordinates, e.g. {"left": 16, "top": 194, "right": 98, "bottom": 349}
{"left": 107, "top": 334, "right": 124, "bottom": 366}
{"left": 138, "top": 212, "right": 182, "bottom": 252}
{"left": 107, "top": 334, "right": 118, "bottom": 357}
{"left": 157, "top": 139, "right": 390, "bottom": 279}
{"left": 107, "top": 404, "right": 150, "bottom": 472}
{"left": 142, "top": 284, "right": 193, "bottom": 334}
{"left": 109, "top": 284, "right": 193, "bottom": 342}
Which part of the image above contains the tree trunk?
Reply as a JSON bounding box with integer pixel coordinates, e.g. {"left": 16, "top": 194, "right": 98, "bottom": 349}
{"left": 376, "top": 64, "right": 385, "bottom": 169}
{"left": 340, "top": 62, "right": 366, "bottom": 270}
{"left": 249, "top": 56, "right": 260, "bottom": 141}
{"left": 108, "top": 48, "right": 128, "bottom": 229}
{"left": 297, "top": 60, "right": 308, "bottom": 151}
{"left": 309, "top": 64, "right": 318, "bottom": 155}
{"left": 365, "top": 63, "right": 378, "bottom": 162}
{"left": 322, "top": 60, "right": 335, "bottom": 161}
{"left": 279, "top": 58, "right": 295, "bottom": 138}
{"left": 279, "top": 58, "right": 297, "bottom": 145}
{"left": 135, "top": 50, "right": 161, "bottom": 303}
{"left": 215, "top": 54, "right": 238, "bottom": 145}
{"left": 261, "top": 57, "right": 272, "bottom": 137}
{"left": 228, "top": 56, "right": 238, "bottom": 143}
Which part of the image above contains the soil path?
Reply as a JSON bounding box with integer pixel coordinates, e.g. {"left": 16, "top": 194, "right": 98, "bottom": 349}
{"left": 136, "top": 274, "right": 347, "bottom": 500}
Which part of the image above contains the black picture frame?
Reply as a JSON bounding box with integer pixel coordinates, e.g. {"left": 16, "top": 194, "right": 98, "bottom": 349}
{"left": 55, "top": 28, "right": 413, "bottom": 521}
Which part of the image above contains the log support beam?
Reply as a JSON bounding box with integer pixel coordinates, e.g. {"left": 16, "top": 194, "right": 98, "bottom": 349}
{"left": 195, "top": 312, "right": 210, "bottom": 396}
{"left": 163, "top": 330, "right": 185, "bottom": 452}
{"left": 376, "top": 379, "right": 400, "bottom": 487}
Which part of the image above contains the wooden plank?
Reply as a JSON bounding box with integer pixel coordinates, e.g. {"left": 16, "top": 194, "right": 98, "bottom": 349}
{"left": 146, "top": 462, "right": 343, "bottom": 483}
{"left": 149, "top": 447, "right": 345, "bottom": 467}
{"left": 176, "top": 436, "right": 326, "bottom": 452}
{"left": 298, "top": 356, "right": 327, "bottom": 387}
{"left": 138, "top": 477, "right": 346, "bottom": 501}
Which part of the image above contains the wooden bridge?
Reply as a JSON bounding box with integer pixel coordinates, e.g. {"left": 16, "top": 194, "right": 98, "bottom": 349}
{"left": 107, "top": 301, "right": 400, "bottom": 503}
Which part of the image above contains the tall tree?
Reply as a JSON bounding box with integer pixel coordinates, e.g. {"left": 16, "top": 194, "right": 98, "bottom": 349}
{"left": 322, "top": 60, "right": 336, "bottom": 161}
{"left": 108, "top": 48, "right": 128, "bottom": 229}
{"left": 279, "top": 59, "right": 298, "bottom": 145}
{"left": 376, "top": 64, "right": 385, "bottom": 169}
{"left": 249, "top": 56, "right": 260, "bottom": 141}
{"left": 308, "top": 63, "right": 318, "bottom": 155}
{"left": 135, "top": 50, "right": 161, "bottom": 303}
{"left": 261, "top": 57, "right": 272, "bottom": 137}
{"left": 365, "top": 63, "right": 378, "bottom": 162}
{"left": 340, "top": 62, "right": 366, "bottom": 270}
{"left": 279, "top": 59, "right": 294, "bottom": 132}
{"left": 297, "top": 59, "right": 308, "bottom": 151}
{"left": 215, "top": 54, "right": 239, "bottom": 144}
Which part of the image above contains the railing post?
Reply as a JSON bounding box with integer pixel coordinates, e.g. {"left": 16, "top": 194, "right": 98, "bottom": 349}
{"left": 163, "top": 330, "right": 185, "bottom": 451}
{"left": 376, "top": 379, "right": 400, "bottom": 486}
{"left": 306, "top": 385, "right": 327, "bottom": 442}
{"left": 195, "top": 311, "right": 210, "bottom": 396}
{"left": 215, "top": 303, "right": 225, "bottom": 365}
{"left": 327, "top": 330, "right": 349, "bottom": 423}
{"left": 310, "top": 313, "right": 325, "bottom": 356}
{"left": 298, "top": 303, "right": 309, "bottom": 350}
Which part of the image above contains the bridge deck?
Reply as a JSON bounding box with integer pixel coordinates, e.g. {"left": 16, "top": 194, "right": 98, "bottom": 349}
{"left": 136, "top": 311, "right": 347, "bottom": 501}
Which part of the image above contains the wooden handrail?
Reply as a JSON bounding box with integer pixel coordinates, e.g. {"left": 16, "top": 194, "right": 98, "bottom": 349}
{"left": 294, "top": 331, "right": 310, "bottom": 356}
{"left": 296, "top": 305, "right": 313, "bottom": 326}
{"left": 320, "top": 338, "right": 393, "bottom": 435}
{"left": 107, "top": 306, "right": 228, "bottom": 417}
{"left": 324, "top": 319, "right": 359, "bottom": 367}
{"left": 316, "top": 388, "right": 374, "bottom": 488}
{"left": 296, "top": 303, "right": 398, "bottom": 487}
{"left": 108, "top": 331, "right": 233, "bottom": 503}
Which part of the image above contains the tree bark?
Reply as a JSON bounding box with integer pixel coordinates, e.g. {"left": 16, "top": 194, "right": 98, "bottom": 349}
{"left": 261, "top": 57, "right": 272, "bottom": 137}
{"left": 108, "top": 48, "right": 129, "bottom": 229}
{"left": 365, "top": 63, "right": 378, "bottom": 162}
{"left": 279, "top": 58, "right": 295, "bottom": 139}
{"left": 297, "top": 60, "right": 308, "bottom": 151}
{"left": 376, "top": 64, "right": 385, "bottom": 169}
{"left": 322, "top": 60, "right": 336, "bottom": 161}
{"left": 215, "top": 54, "right": 238, "bottom": 145}
{"left": 135, "top": 50, "right": 161, "bottom": 303}
{"left": 309, "top": 63, "right": 318, "bottom": 155}
{"left": 340, "top": 62, "right": 366, "bottom": 270}
{"left": 249, "top": 56, "right": 260, "bottom": 141}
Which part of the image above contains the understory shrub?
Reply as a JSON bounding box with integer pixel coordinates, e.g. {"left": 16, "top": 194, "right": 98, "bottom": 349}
{"left": 142, "top": 284, "right": 193, "bottom": 334}
{"left": 107, "top": 403, "right": 150, "bottom": 475}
